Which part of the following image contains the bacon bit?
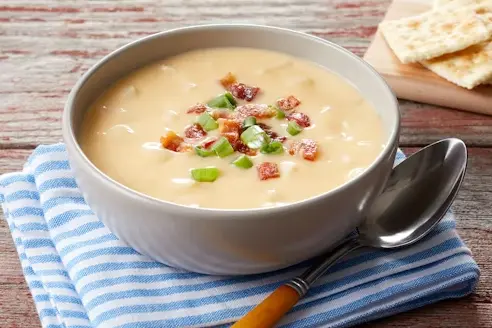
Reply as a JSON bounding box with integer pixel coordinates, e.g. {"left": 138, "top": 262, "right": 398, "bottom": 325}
{"left": 218, "top": 119, "right": 241, "bottom": 134}
{"left": 220, "top": 72, "right": 237, "bottom": 88}
{"left": 289, "top": 139, "right": 319, "bottom": 161}
{"left": 235, "top": 140, "right": 257, "bottom": 156}
{"left": 184, "top": 123, "right": 207, "bottom": 139}
{"left": 220, "top": 72, "right": 260, "bottom": 101}
{"left": 236, "top": 104, "right": 277, "bottom": 119}
{"left": 276, "top": 95, "right": 301, "bottom": 111}
{"left": 257, "top": 162, "right": 280, "bottom": 181}
{"left": 160, "top": 131, "right": 191, "bottom": 152}
{"left": 229, "top": 83, "right": 260, "bottom": 102}
{"left": 201, "top": 137, "right": 218, "bottom": 149}
{"left": 218, "top": 119, "right": 241, "bottom": 145}
{"left": 287, "top": 111, "right": 311, "bottom": 128}
{"left": 186, "top": 103, "right": 208, "bottom": 114}
{"left": 210, "top": 109, "right": 232, "bottom": 120}
{"left": 256, "top": 123, "right": 287, "bottom": 143}
{"left": 222, "top": 132, "right": 239, "bottom": 145}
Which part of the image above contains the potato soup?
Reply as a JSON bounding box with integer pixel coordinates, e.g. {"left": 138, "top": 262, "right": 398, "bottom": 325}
{"left": 79, "top": 47, "right": 386, "bottom": 209}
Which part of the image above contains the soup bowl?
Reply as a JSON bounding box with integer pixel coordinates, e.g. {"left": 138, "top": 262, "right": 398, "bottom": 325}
{"left": 62, "top": 24, "right": 400, "bottom": 275}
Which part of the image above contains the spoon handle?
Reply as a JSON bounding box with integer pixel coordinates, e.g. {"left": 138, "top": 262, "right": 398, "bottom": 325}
{"left": 231, "top": 237, "right": 362, "bottom": 328}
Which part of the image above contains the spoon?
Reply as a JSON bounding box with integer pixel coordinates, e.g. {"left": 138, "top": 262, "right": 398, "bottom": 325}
{"left": 232, "top": 138, "right": 467, "bottom": 328}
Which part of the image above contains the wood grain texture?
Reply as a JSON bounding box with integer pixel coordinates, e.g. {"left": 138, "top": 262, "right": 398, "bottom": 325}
{"left": 1, "top": 1, "right": 492, "bottom": 327}
{"left": 363, "top": 0, "right": 492, "bottom": 116}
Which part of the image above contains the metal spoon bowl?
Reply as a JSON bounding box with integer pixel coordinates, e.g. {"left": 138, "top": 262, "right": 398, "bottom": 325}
{"left": 232, "top": 138, "right": 468, "bottom": 328}
{"left": 360, "top": 137, "right": 467, "bottom": 249}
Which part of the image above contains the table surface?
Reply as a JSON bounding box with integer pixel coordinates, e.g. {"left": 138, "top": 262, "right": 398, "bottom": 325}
{"left": 1, "top": 1, "right": 491, "bottom": 327}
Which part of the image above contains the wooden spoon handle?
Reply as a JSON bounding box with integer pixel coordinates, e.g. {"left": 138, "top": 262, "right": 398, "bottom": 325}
{"left": 231, "top": 284, "right": 300, "bottom": 328}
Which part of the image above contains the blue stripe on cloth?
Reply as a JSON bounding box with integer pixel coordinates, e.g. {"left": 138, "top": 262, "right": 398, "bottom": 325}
{"left": 10, "top": 206, "right": 44, "bottom": 218}
{"left": 47, "top": 209, "right": 94, "bottom": 229}
{"left": 34, "top": 294, "right": 84, "bottom": 306}
{"left": 38, "top": 178, "right": 78, "bottom": 193}
{"left": 17, "top": 222, "right": 49, "bottom": 232}
{"left": 64, "top": 247, "right": 140, "bottom": 272}
{"left": 29, "top": 280, "right": 77, "bottom": 291}
{"left": 24, "top": 238, "right": 56, "bottom": 249}
{"left": 5, "top": 190, "right": 40, "bottom": 202}
{"left": 58, "top": 233, "right": 117, "bottom": 257}
{"left": 0, "top": 174, "right": 35, "bottom": 187}
{"left": 34, "top": 161, "right": 70, "bottom": 176}
{"left": 0, "top": 144, "right": 480, "bottom": 328}
{"left": 30, "top": 254, "right": 63, "bottom": 264}
{"left": 34, "top": 269, "right": 70, "bottom": 278}
{"left": 51, "top": 221, "right": 105, "bottom": 243}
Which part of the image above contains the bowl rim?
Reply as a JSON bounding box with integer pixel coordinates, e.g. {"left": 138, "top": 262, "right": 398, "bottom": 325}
{"left": 62, "top": 23, "right": 401, "bottom": 218}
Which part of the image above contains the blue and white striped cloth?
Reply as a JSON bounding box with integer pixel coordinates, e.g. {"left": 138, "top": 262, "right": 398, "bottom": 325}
{"left": 0, "top": 144, "right": 479, "bottom": 328}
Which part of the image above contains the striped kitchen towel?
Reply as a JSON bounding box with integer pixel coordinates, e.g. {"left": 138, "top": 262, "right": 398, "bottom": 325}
{"left": 0, "top": 144, "right": 480, "bottom": 328}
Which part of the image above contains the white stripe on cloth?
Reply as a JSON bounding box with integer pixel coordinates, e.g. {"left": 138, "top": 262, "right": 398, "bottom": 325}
{"left": 0, "top": 144, "right": 480, "bottom": 328}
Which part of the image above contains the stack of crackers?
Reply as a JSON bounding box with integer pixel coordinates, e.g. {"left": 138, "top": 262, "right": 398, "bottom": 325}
{"left": 379, "top": 0, "right": 492, "bottom": 89}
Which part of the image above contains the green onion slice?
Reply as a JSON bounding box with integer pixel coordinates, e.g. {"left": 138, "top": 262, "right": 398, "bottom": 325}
{"left": 224, "top": 92, "right": 237, "bottom": 106}
{"left": 240, "top": 125, "right": 271, "bottom": 149}
{"left": 232, "top": 155, "right": 253, "bottom": 169}
{"left": 242, "top": 116, "right": 257, "bottom": 129}
{"left": 190, "top": 167, "right": 219, "bottom": 182}
{"left": 212, "top": 137, "right": 235, "bottom": 158}
{"left": 286, "top": 121, "right": 303, "bottom": 136}
{"left": 270, "top": 105, "right": 285, "bottom": 119}
{"left": 207, "top": 92, "right": 236, "bottom": 110}
{"left": 197, "top": 112, "right": 219, "bottom": 131}
{"left": 194, "top": 146, "right": 216, "bottom": 157}
{"left": 260, "top": 141, "right": 284, "bottom": 155}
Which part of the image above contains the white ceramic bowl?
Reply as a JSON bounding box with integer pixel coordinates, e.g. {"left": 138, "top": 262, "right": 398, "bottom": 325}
{"left": 62, "top": 24, "right": 400, "bottom": 275}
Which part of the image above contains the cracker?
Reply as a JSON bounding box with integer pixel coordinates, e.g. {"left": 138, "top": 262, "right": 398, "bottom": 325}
{"left": 379, "top": 6, "right": 491, "bottom": 64}
{"left": 433, "top": 1, "right": 492, "bottom": 32}
{"left": 427, "top": 1, "right": 492, "bottom": 87}
{"left": 421, "top": 41, "right": 492, "bottom": 89}
{"left": 434, "top": 0, "right": 492, "bottom": 9}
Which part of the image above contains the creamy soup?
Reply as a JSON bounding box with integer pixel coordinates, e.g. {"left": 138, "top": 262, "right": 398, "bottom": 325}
{"left": 79, "top": 47, "right": 386, "bottom": 209}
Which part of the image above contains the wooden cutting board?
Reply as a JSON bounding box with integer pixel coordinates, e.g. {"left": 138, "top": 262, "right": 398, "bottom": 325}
{"left": 363, "top": 0, "right": 492, "bottom": 116}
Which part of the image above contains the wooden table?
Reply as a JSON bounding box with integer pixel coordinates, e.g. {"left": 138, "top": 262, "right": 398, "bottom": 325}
{"left": 1, "top": 1, "right": 491, "bottom": 327}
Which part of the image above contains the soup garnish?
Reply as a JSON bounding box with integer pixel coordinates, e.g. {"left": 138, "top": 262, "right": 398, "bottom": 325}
{"left": 160, "top": 72, "right": 317, "bottom": 183}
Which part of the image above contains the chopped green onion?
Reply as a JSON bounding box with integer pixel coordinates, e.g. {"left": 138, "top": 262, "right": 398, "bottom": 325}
{"left": 207, "top": 92, "right": 236, "bottom": 110}
{"left": 197, "top": 112, "right": 219, "bottom": 131}
{"left": 270, "top": 105, "right": 285, "bottom": 119}
{"left": 240, "top": 125, "right": 271, "bottom": 149}
{"left": 260, "top": 141, "right": 284, "bottom": 155}
{"left": 232, "top": 155, "right": 253, "bottom": 169}
{"left": 242, "top": 116, "right": 257, "bottom": 129}
{"left": 194, "top": 146, "right": 216, "bottom": 157}
{"left": 190, "top": 167, "right": 219, "bottom": 182}
{"left": 286, "top": 121, "right": 303, "bottom": 136}
{"left": 224, "top": 92, "right": 237, "bottom": 106}
{"left": 212, "top": 137, "right": 235, "bottom": 158}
